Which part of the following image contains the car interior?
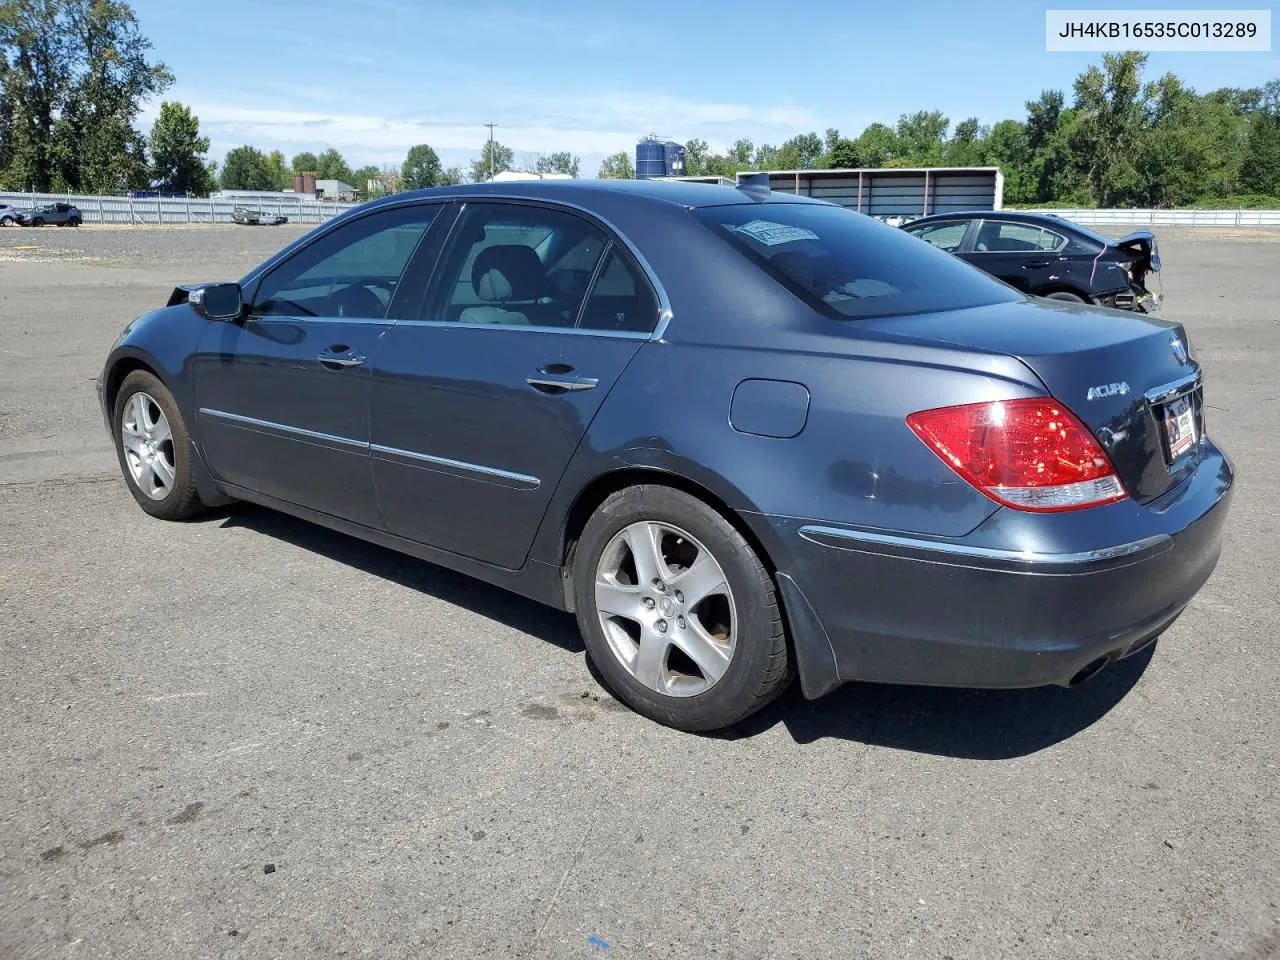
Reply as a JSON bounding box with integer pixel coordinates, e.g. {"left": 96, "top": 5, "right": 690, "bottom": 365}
{"left": 440, "top": 214, "right": 657, "bottom": 333}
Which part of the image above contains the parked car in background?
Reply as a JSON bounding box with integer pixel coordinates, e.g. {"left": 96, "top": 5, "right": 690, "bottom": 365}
{"left": 0, "top": 203, "right": 24, "bottom": 226}
{"left": 232, "top": 206, "right": 289, "bottom": 226}
{"left": 902, "top": 210, "right": 1161, "bottom": 313}
{"left": 874, "top": 214, "right": 921, "bottom": 227}
{"left": 18, "top": 202, "right": 82, "bottom": 227}
{"left": 96, "top": 180, "right": 1230, "bottom": 731}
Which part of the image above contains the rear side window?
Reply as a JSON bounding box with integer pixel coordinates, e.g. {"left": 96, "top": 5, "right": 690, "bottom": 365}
{"left": 578, "top": 249, "right": 660, "bottom": 333}
{"left": 696, "top": 203, "right": 1017, "bottom": 320}
{"left": 421, "top": 201, "right": 659, "bottom": 333}
{"left": 431, "top": 203, "right": 608, "bottom": 328}
{"left": 974, "top": 220, "right": 1066, "bottom": 253}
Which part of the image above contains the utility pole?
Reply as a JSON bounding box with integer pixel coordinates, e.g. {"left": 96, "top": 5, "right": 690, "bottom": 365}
{"left": 484, "top": 122, "right": 497, "bottom": 180}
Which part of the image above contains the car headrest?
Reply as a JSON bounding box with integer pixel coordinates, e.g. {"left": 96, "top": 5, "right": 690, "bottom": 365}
{"left": 472, "top": 245, "right": 544, "bottom": 302}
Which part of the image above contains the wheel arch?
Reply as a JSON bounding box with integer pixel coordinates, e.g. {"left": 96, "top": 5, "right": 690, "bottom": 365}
{"left": 557, "top": 466, "right": 778, "bottom": 577}
{"left": 103, "top": 352, "right": 172, "bottom": 418}
{"left": 554, "top": 465, "right": 842, "bottom": 701}
{"left": 1037, "top": 284, "right": 1093, "bottom": 302}
{"left": 102, "top": 351, "right": 233, "bottom": 508}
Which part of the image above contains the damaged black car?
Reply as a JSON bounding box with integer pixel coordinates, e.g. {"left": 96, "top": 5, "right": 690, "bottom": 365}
{"left": 902, "top": 210, "right": 1160, "bottom": 313}
{"left": 231, "top": 206, "right": 289, "bottom": 226}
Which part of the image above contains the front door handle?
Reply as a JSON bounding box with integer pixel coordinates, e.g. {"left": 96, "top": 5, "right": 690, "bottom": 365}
{"left": 1024, "top": 260, "right": 1052, "bottom": 269}
{"left": 318, "top": 352, "right": 366, "bottom": 369}
{"left": 526, "top": 369, "right": 598, "bottom": 393}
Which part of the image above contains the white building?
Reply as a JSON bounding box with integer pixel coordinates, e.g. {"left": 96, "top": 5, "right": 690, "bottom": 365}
{"left": 313, "top": 179, "right": 358, "bottom": 200}
{"left": 489, "top": 171, "right": 574, "bottom": 182}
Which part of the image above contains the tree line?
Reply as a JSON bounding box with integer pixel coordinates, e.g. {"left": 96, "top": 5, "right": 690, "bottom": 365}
{"left": 2, "top": 2, "right": 1277, "bottom": 206}
{"left": 662, "top": 53, "right": 1280, "bottom": 208}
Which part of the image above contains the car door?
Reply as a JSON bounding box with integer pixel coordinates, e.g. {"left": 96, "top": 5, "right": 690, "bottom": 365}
{"left": 192, "top": 201, "right": 443, "bottom": 526}
{"left": 370, "top": 199, "right": 662, "bottom": 569}
{"left": 961, "top": 219, "right": 1067, "bottom": 293}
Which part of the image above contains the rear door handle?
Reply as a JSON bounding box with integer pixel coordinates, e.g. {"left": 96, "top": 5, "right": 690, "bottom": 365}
{"left": 1024, "top": 260, "right": 1051, "bottom": 269}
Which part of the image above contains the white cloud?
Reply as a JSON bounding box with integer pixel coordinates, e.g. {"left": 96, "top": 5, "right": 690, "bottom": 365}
{"left": 141, "top": 83, "right": 830, "bottom": 175}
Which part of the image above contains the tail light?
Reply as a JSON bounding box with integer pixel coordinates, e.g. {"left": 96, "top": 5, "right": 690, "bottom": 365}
{"left": 906, "top": 398, "right": 1127, "bottom": 512}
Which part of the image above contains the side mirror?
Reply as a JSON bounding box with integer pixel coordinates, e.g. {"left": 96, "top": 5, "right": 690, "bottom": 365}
{"left": 190, "top": 282, "right": 243, "bottom": 321}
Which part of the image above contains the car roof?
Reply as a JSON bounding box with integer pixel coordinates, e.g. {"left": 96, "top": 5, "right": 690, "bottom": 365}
{"left": 363, "top": 177, "right": 830, "bottom": 212}
{"left": 910, "top": 209, "right": 1080, "bottom": 228}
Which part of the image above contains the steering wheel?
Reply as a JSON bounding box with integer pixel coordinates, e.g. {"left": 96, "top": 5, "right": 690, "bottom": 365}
{"left": 323, "top": 283, "right": 386, "bottom": 319}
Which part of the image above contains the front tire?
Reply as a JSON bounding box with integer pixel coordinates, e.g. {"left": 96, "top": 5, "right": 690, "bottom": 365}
{"left": 67, "top": 216, "right": 81, "bottom": 227}
{"left": 112, "top": 370, "right": 204, "bottom": 520}
{"left": 0, "top": 216, "right": 12, "bottom": 226}
{"left": 573, "top": 485, "right": 791, "bottom": 731}
{"left": 1044, "top": 290, "right": 1085, "bottom": 303}
{"left": 29, "top": 218, "right": 43, "bottom": 227}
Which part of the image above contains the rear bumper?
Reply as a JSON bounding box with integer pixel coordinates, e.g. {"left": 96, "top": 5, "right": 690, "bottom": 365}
{"left": 759, "top": 441, "right": 1233, "bottom": 696}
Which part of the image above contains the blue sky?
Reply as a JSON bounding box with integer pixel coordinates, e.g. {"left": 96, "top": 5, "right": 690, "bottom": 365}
{"left": 132, "top": 0, "right": 1279, "bottom": 176}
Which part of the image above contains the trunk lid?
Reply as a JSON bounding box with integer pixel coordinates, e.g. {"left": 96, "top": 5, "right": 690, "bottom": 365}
{"left": 1110, "top": 229, "right": 1161, "bottom": 278}
{"left": 858, "top": 298, "right": 1205, "bottom": 503}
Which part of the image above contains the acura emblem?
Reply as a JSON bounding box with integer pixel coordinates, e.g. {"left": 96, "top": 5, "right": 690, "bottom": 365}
{"left": 1087, "top": 382, "right": 1129, "bottom": 401}
{"left": 1171, "top": 337, "right": 1188, "bottom": 364}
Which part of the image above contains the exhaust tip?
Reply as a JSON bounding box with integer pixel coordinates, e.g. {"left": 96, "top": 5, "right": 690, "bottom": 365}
{"left": 1069, "top": 656, "right": 1110, "bottom": 687}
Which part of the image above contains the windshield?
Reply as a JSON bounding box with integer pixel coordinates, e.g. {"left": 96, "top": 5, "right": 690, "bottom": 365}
{"left": 695, "top": 202, "right": 1019, "bottom": 319}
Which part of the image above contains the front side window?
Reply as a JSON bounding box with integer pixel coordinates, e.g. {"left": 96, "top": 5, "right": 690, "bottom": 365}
{"left": 696, "top": 202, "right": 1017, "bottom": 320}
{"left": 430, "top": 203, "right": 610, "bottom": 328}
{"left": 252, "top": 203, "right": 441, "bottom": 320}
{"left": 905, "top": 220, "right": 969, "bottom": 253}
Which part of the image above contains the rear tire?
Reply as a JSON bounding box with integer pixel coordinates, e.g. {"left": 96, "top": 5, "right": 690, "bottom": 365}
{"left": 0, "top": 215, "right": 12, "bottom": 226}
{"left": 1044, "top": 291, "right": 1085, "bottom": 303}
{"left": 112, "top": 370, "right": 205, "bottom": 521}
{"left": 573, "top": 484, "right": 791, "bottom": 732}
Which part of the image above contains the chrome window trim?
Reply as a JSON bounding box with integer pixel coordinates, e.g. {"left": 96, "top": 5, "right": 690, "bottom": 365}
{"left": 246, "top": 314, "right": 393, "bottom": 326}
{"left": 798, "top": 524, "right": 1172, "bottom": 565}
{"left": 391, "top": 319, "right": 651, "bottom": 340}
{"left": 198, "top": 407, "right": 367, "bottom": 450}
{"left": 370, "top": 443, "right": 540, "bottom": 489}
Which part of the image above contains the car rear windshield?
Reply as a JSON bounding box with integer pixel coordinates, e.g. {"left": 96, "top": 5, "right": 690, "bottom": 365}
{"left": 695, "top": 202, "right": 1019, "bottom": 319}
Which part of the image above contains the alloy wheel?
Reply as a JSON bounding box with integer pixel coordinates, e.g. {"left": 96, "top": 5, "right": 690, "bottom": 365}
{"left": 594, "top": 520, "right": 737, "bottom": 697}
{"left": 120, "top": 392, "right": 176, "bottom": 500}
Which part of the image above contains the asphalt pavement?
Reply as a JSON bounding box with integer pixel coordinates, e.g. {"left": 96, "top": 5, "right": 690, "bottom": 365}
{"left": 1, "top": 222, "right": 1276, "bottom": 960}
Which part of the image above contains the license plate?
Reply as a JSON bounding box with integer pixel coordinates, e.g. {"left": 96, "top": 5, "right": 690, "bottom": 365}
{"left": 1164, "top": 396, "right": 1197, "bottom": 459}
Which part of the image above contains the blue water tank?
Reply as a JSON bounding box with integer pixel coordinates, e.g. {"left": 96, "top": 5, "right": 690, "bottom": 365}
{"left": 635, "top": 139, "right": 667, "bottom": 179}
{"left": 663, "top": 142, "right": 687, "bottom": 176}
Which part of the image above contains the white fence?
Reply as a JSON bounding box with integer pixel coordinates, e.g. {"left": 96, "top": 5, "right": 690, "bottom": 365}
{"left": 0, "top": 191, "right": 352, "bottom": 225}
{"left": 1030, "top": 207, "right": 1280, "bottom": 226}
{"left": 3, "top": 191, "right": 1279, "bottom": 228}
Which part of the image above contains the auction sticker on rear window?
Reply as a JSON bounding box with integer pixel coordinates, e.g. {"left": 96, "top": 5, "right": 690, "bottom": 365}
{"left": 1164, "top": 395, "right": 1197, "bottom": 459}
{"left": 731, "top": 220, "right": 819, "bottom": 246}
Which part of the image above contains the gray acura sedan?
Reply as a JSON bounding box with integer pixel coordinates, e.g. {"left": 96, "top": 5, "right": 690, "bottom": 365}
{"left": 97, "top": 179, "right": 1232, "bottom": 731}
